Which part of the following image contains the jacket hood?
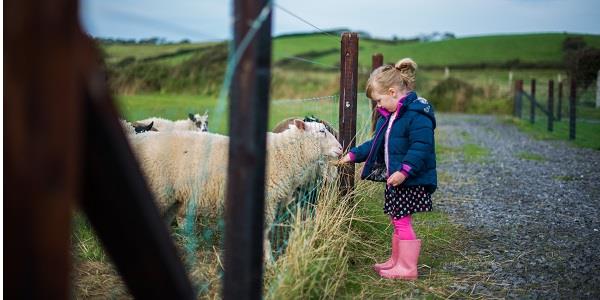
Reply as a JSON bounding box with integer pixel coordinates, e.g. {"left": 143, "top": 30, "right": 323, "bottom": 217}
{"left": 403, "top": 92, "right": 436, "bottom": 129}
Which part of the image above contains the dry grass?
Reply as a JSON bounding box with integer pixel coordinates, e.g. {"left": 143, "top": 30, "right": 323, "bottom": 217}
{"left": 263, "top": 181, "right": 358, "bottom": 299}
{"left": 71, "top": 161, "right": 499, "bottom": 299}
{"left": 71, "top": 261, "right": 130, "bottom": 299}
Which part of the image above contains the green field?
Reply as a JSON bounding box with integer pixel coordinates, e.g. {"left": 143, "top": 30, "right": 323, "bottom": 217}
{"left": 117, "top": 93, "right": 375, "bottom": 135}
{"left": 101, "top": 42, "right": 217, "bottom": 65}
{"left": 276, "top": 33, "right": 600, "bottom": 68}
{"left": 102, "top": 33, "right": 600, "bottom": 68}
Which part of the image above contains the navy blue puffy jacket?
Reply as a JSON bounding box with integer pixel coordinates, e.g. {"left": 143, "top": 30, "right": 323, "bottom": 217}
{"left": 349, "top": 91, "right": 437, "bottom": 193}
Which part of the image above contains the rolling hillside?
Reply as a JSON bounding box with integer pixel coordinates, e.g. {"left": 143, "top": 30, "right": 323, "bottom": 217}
{"left": 102, "top": 32, "right": 600, "bottom": 69}
{"left": 99, "top": 32, "right": 599, "bottom": 96}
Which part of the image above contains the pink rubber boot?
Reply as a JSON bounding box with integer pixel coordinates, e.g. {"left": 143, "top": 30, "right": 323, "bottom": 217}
{"left": 373, "top": 234, "right": 400, "bottom": 272}
{"left": 378, "top": 239, "right": 421, "bottom": 280}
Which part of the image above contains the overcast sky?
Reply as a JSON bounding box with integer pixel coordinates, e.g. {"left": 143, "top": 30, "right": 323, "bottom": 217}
{"left": 80, "top": 0, "right": 600, "bottom": 42}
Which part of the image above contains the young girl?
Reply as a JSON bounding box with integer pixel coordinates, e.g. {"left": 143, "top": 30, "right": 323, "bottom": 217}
{"left": 339, "top": 58, "right": 436, "bottom": 280}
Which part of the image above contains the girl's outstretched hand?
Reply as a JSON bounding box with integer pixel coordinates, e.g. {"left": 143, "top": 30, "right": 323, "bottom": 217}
{"left": 387, "top": 171, "right": 407, "bottom": 187}
{"left": 337, "top": 154, "right": 352, "bottom": 165}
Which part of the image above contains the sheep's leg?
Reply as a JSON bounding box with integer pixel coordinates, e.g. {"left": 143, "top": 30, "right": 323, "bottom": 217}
{"left": 263, "top": 209, "right": 276, "bottom": 265}
{"left": 264, "top": 233, "right": 274, "bottom": 265}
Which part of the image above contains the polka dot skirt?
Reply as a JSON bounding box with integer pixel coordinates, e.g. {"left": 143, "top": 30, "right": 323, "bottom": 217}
{"left": 384, "top": 185, "right": 432, "bottom": 219}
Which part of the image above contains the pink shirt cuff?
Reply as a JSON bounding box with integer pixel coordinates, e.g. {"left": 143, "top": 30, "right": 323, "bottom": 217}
{"left": 401, "top": 164, "right": 412, "bottom": 177}
{"left": 348, "top": 152, "right": 356, "bottom": 162}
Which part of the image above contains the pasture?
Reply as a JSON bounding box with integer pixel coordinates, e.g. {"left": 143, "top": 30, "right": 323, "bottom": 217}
{"left": 102, "top": 33, "right": 600, "bottom": 69}
{"left": 75, "top": 89, "right": 482, "bottom": 298}
{"left": 72, "top": 32, "right": 600, "bottom": 298}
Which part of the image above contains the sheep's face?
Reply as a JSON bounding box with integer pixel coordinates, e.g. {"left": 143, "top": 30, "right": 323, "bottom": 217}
{"left": 301, "top": 121, "right": 342, "bottom": 158}
{"left": 189, "top": 112, "right": 209, "bottom": 132}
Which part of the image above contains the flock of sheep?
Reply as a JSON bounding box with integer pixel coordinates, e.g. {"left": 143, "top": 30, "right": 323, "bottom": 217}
{"left": 120, "top": 112, "right": 342, "bottom": 262}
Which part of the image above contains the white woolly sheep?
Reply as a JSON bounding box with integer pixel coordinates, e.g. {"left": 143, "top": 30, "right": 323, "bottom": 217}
{"left": 272, "top": 116, "right": 339, "bottom": 184}
{"left": 129, "top": 119, "right": 341, "bottom": 262}
{"left": 137, "top": 111, "right": 209, "bottom": 132}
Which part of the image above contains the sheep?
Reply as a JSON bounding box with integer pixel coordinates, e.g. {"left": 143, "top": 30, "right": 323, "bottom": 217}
{"left": 120, "top": 119, "right": 157, "bottom": 135}
{"left": 128, "top": 119, "right": 342, "bottom": 262}
{"left": 137, "top": 111, "right": 209, "bottom": 132}
{"left": 272, "top": 116, "right": 339, "bottom": 184}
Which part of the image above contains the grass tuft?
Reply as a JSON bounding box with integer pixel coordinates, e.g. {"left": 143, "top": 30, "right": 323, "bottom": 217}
{"left": 517, "top": 151, "right": 546, "bottom": 161}
{"left": 463, "top": 143, "right": 490, "bottom": 162}
{"left": 72, "top": 213, "right": 107, "bottom": 262}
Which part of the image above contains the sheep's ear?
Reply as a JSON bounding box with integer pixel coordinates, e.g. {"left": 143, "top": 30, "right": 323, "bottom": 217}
{"left": 293, "top": 119, "right": 306, "bottom": 131}
{"left": 188, "top": 113, "right": 196, "bottom": 121}
{"left": 203, "top": 110, "right": 209, "bottom": 116}
{"left": 145, "top": 121, "right": 154, "bottom": 131}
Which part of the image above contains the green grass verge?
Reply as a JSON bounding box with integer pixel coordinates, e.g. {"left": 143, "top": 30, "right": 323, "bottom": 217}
{"left": 504, "top": 116, "right": 600, "bottom": 150}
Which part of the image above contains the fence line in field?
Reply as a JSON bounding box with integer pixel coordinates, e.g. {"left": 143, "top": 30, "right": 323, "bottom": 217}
{"left": 514, "top": 78, "right": 577, "bottom": 140}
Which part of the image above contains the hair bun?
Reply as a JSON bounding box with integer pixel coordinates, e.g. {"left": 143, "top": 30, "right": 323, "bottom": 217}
{"left": 394, "top": 58, "right": 417, "bottom": 75}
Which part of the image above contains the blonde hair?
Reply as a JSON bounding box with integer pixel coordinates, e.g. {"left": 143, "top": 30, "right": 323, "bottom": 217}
{"left": 366, "top": 58, "right": 417, "bottom": 99}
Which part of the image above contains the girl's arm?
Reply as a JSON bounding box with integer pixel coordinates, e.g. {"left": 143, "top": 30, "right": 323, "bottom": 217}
{"left": 339, "top": 138, "right": 373, "bottom": 164}
{"left": 345, "top": 138, "right": 374, "bottom": 163}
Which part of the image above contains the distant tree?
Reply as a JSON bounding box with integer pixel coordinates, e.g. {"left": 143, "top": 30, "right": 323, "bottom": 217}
{"left": 572, "top": 47, "right": 600, "bottom": 89}
{"left": 562, "top": 36, "right": 586, "bottom": 52}
{"left": 138, "top": 37, "right": 161, "bottom": 45}
{"left": 563, "top": 36, "right": 600, "bottom": 89}
{"left": 442, "top": 32, "right": 456, "bottom": 40}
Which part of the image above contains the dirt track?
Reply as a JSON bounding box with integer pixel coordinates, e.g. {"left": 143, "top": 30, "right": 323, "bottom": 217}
{"left": 434, "top": 114, "right": 600, "bottom": 299}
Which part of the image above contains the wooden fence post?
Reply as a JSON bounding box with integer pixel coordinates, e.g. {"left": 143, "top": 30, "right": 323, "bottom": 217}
{"left": 339, "top": 32, "right": 359, "bottom": 198}
{"left": 569, "top": 79, "right": 577, "bottom": 140}
{"left": 6, "top": 1, "right": 195, "bottom": 299}
{"left": 224, "top": 0, "right": 272, "bottom": 298}
{"left": 530, "top": 79, "right": 536, "bottom": 124}
{"left": 547, "top": 80, "right": 554, "bottom": 132}
{"left": 514, "top": 79, "right": 521, "bottom": 117}
{"left": 557, "top": 81, "right": 563, "bottom": 121}
{"left": 517, "top": 80, "right": 524, "bottom": 118}
{"left": 371, "top": 53, "right": 383, "bottom": 133}
{"left": 596, "top": 70, "right": 600, "bottom": 108}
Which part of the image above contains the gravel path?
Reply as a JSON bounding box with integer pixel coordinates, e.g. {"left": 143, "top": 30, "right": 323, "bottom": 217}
{"left": 433, "top": 114, "right": 600, "bottom": 299}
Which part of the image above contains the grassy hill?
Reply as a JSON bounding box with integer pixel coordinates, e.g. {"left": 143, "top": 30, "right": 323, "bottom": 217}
{"left": 102, "top": 32, "right": 600, "bottom": 69}
{"left": 275, "top": 32, "right": 600, "bottom": 68}
{"left": 99, "top": 32, "right": 599, "bottom": 104}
